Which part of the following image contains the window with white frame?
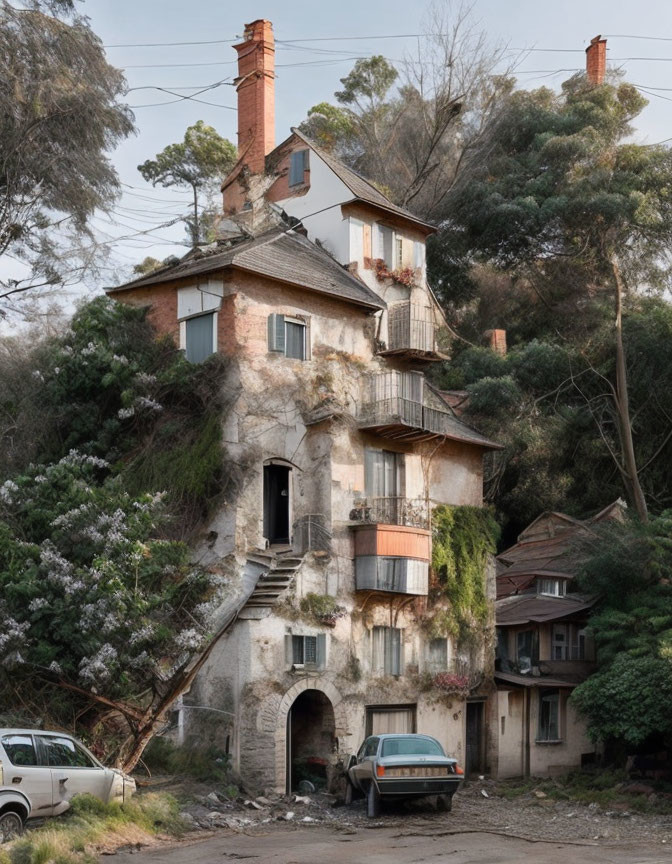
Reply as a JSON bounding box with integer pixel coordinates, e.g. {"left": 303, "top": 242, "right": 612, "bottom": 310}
{"left": 372, "top": 626, "right": 403, "bottom": 676}
{"left": 413, "top": 240, "right": 426, "bottom": 271}
{"left": 537, "top": 578, "right": 566, "bottom": 597}
{"left": 538, "top": 688, "right": 561, "bottom": 741}
{"left": 268, "top": 313, "right": 308, "bottom": 360}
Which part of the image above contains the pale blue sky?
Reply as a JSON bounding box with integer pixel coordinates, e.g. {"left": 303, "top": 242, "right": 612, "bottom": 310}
{"left": 5, "top": 0, "right": 672, "bottom": 319}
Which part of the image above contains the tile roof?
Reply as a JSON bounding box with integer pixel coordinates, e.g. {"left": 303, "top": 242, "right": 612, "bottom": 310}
{"left": 290, "top": 129, "right": 436, "bottom": 232}
{"left": 429, "top": 385, "right": 503, "bottom": 451}
{"left": 496, "top": 593, "right": 596, "bottom": 626}
{"left": 106, "top": 228, "right": 386, "bottom": 311}
{"left": 495, "top": 670, "right": 583, "bottom": 689}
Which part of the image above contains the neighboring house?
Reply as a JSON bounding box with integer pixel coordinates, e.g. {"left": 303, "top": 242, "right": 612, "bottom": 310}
{"left": 490, "top": 501, "right": 626, "bottom": 778}
{"left": 107, "top": 19, "right": 502, "bottom": 794}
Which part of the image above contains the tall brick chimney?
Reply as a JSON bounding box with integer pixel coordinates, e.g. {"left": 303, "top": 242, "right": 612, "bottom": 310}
{"left": 233, "top": 20, "right": 275, "bottom": 174}
{"left": 585, "top": 35, "right": 607, "bottom": 85}
{"left": 485, "top": 329, "right": 507, "bottom": 356}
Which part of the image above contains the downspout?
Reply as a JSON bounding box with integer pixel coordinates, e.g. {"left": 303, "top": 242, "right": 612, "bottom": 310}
{"left": 523, "top": 688, "right": 531, "bottom": 777}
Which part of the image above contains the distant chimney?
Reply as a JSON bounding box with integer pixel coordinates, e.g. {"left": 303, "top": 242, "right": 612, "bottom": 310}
{"left": 485, "top": 329, "right": 507, "bottom": 356}
{"left": 233, "top": 20, "right": 275, "bottom": 174}
{"left": 585, "top": 35, "right": 607, "bottom": 85}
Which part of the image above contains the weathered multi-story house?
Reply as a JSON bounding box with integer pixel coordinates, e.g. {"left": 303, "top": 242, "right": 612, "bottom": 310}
{"left": 490, "top": 501, "right": 625, "bottom": 778}
{"left": 107, "top": 19, "right": 502, "bottom": 794}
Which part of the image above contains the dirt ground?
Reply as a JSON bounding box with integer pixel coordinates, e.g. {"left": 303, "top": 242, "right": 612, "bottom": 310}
{"left": 104, "top": 777, "right": 672, "bottom": 863}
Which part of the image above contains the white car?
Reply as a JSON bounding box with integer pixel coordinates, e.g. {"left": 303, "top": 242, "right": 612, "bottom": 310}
{"left": 0, "top": 729, "right": 136, "bottom": 841}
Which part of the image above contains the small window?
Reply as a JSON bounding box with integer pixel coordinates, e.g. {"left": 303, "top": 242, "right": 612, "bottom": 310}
{"left": 395, "top": 236, "right": 403, "bottom": 268}
{"left": 1, "top": 735, "right": 37, "bottom": 766}
{"left": 39, "top": 736, "right": 97, "bottom": 768}
{"left": 552, "top": 623, "right": 568, "bottom": 660}
{"left": 287, "top": 633, "right": 326, "bottom": 668}
{"left": 372, "top": 625, "right": 403, "bottom": 676}
{"left": 413, "top": 241, "right": 425, "bottom": 270}
{"left": 185, "top": 312, "right": 215, "bottom": 363}
{"left": 427, "top": 637, "right": 449, "bottom": 671}
{"left": 516, "top": 629, "right": 535, "bottom": 673}
{"left": 268, "top": 313, "right": 308, "bottom": 360}
{"left": 289, "top": 150, "right": 308, "bottom": 186}
{"left": 538, "top": 689, "right": 561, "bottom": 741}
{"left": 537, "top": 578, "right": 565, "bottom": 597}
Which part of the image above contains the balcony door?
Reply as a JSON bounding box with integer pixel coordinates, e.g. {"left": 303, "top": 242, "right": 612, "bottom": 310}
{"left": 365, "top": 449, "right": 403, "bottom": 523}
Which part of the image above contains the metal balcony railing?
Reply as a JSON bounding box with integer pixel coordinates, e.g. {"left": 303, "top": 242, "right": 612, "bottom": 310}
{"left": 386, "top": 302, "right": 437, "bottom": 354}
{"left": 349, "top": 496, "right": 429, "bottom": 529}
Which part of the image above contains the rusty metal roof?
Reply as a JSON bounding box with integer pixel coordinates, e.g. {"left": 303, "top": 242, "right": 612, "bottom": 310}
{"left": 496, "top": 593, "right": 596, "bottom": 626}
{"left": 107, "top": 228, "right": 386, "bottom": 311}
{"left": 495, "top": 671, "right": 582, "bottom": 689}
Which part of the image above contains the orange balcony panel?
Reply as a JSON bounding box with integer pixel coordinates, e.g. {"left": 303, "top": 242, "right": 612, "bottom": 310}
{"left": 353, "top": 524, "right": 431, "bottom": 561}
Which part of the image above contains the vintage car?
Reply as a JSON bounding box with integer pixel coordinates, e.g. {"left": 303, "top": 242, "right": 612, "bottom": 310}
{"left": 0, "top": 729, "right": 136, "bottom": 841}
{"left": 345, "top": 733, "right": 464, "bottom": 818}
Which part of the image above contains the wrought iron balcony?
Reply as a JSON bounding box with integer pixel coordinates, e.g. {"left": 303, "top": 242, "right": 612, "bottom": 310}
{"left": 349, "top": 496, "right": 429, "bottom": 530}
{"left": 357, "top": 371, "right": 458, "bottom": 442}
{"left": 380, "top": 302, "right": 440, "bottom": 359}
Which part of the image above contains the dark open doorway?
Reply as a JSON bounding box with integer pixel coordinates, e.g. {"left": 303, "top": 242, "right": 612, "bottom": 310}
{"left": 465, "top": 701, "right": 485, "bottom": 776}
{"left": 286, "top": 689, "right": 335, "bottom": 794}
{"left": 263, "top": 463, "right": 290, "bottom": 545}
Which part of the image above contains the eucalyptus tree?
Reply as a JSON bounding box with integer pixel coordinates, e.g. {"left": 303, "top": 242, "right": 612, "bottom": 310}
{"left": 0, "top": 1, "right": 134, "bottom": 312}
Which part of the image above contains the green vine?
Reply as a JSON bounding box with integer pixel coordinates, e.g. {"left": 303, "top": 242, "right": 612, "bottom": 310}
{"left": 428, "top": 505, "right": 500, "bottom": 646}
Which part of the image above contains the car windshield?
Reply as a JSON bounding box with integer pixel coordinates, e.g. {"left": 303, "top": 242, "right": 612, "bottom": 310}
{"left": 380, "top": 737, "right": 444, "bottom": 757}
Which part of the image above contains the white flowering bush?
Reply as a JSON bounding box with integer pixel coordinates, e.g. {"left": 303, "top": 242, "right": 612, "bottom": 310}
{"left": 0, "top": 456, "right": 228, "bottom": 763}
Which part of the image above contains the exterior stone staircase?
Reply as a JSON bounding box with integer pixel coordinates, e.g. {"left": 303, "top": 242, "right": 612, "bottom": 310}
{"left": 243, "top": 549, "right": 303, "bottom": 608}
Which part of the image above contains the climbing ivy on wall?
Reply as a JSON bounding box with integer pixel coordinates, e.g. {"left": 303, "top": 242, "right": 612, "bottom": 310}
{"left": 429, "top": 505, "right": 500, "bottom": 646}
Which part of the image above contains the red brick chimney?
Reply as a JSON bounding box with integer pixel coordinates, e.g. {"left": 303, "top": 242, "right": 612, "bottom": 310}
{"left": 233, "top": 20, "right": 275, "bottom": 174}
{"left": 586, "top": 35, "right": 607, "bottom": 85}
{"left": 485, "top": 329, "right": 507, "bottom": 356}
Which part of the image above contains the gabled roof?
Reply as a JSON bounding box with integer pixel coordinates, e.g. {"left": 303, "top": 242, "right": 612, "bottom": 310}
{"left": 496, "top": 500, "right": 626, "bottom": 599}
{"left": 288, "top": 129, "right": 436, "bottom": 233}
{"left": 106, "top": 228, "right": 385, "bottom": 311}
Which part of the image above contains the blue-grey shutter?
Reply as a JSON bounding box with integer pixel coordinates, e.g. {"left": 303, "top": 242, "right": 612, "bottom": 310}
{"left": 268, "top": 313, "right": 285, "bottom": 352}
{"left": 185, "top": 313, "right": 214, "bottom": 363}
{"left": 316, "top": 633, "right": 326, "bottom": 669}
{"left": 285, "top": 634, "right": 293, "bottom": 667}
{"left": 289, "top": 151, "right": 306, "bottom": 186}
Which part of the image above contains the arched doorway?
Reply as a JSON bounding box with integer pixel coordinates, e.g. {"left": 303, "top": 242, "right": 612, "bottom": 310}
{"left": 286, "top": 689, "right": 336, "bottom": 793}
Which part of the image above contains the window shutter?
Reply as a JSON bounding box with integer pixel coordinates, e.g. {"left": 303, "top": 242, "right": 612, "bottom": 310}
{"left": 185, "top": 313, "right": 215, "bottom": 364}
{"left": 289, "top": 151, "right": 307, "bottom": 186}
{"left": 285, "top": 634, "right": 293, "bottom": 667}
{"left": 268, "top": 313, "right": 285, "bottom": 352}
{"left": 316, "top": 633, "right": 327, "bottom": 669}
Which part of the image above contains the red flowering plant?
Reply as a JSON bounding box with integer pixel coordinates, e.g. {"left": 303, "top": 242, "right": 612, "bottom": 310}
{"left": 372, "top": 258, "right": 416, "bottom": 287}
{"left": 433, "top": 672, "right": 470, "bottom": 695}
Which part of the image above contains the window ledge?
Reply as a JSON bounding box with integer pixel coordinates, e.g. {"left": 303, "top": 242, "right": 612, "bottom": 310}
{"left": 534, "top": 739, "right": 564, "bottom": 746}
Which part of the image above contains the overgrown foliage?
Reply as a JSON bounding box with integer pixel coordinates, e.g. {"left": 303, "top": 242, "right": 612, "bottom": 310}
{"left": 429, "top": 505, "right": 499, "bottom": 645}
{"left": 0, "top": 297, "right": 234, "bottom": 769}
{"left": 570, "top": 514, "right": 672, "bottom": 749}
{"left": 299, "top": 592, "right": 347, "bottom": 627}
{"left": 299, "top": 4, "right": 512, "bottom": 220}
{"left": 0, "top": 2, "right": 134, "bottom": 313}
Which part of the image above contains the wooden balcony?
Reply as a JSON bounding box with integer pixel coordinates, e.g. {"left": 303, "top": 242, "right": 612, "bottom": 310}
{"left": 379, "top": 302, "right": 441, "bottom": 361}
{"left": 352, "top": 523, "right": 431, "bottom": 560}
{"left": 352, "top": 524, "right": 430, "bottom": 595}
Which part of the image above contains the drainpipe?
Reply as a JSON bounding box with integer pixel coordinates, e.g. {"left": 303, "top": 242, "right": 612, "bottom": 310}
{"left": 523, "top": 689, "right": 531, "bottom": 777}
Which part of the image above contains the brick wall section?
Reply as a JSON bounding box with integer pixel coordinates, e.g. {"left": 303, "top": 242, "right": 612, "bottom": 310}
{"left": 484, "top": 328, "right": 507, "bottom": 356}
{"left": 585, "top": 36, "right": 607, "bottom": 85}
{"left": 112, "top": 282, "right": 179, "bottom": 345}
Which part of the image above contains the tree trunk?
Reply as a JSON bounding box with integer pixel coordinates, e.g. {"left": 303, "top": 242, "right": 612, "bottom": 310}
{"left": 611, "top": 255, "right": 648, "bottom": 522}
{"left": 192, "top": 184, "right": 199, "bottom": 247}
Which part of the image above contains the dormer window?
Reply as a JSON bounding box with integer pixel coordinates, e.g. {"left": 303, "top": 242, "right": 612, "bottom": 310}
{"left": 537, "top": 578, "right": 565, "bottom": 597}
{"left": 289, "top": 150, "right": 309, "bottom": 187}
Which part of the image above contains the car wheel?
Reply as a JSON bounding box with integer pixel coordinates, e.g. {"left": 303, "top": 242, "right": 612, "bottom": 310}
{"left": 436, "top": 794, "right": 452, "bottom": 813}
{"left": 0, "top": 810, "right": 24, "bottom": 844}
{"left": 344, "top": 780, "right": 354, "bottom": 806}
{"left": 367, "top": 782, "right": 381, "bottom": 818}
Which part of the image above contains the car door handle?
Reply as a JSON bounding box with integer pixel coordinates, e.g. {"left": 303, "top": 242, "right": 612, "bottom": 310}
{"left": 59, "top": 777, "right": 68, "bottom": 785}
{"left": 11, "top": 777, "right": 21, "bottom": 784}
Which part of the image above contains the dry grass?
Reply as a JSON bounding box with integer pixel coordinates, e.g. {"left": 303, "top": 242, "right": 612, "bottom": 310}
{"left": 0, "top": 792, "right": 187, "bottom": 864}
